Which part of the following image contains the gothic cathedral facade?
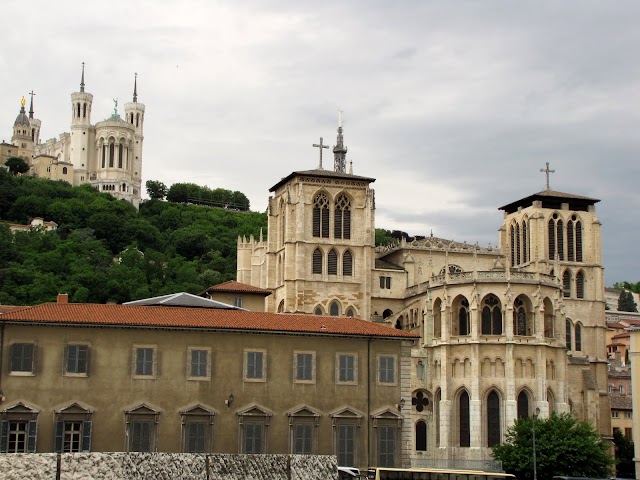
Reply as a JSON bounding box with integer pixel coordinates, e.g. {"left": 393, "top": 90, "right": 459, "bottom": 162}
{"left": 238, "top": 121, "right": 611, "bottom": 467}
{"left": 4, "top": 64, "right": 145, "bottom": 207}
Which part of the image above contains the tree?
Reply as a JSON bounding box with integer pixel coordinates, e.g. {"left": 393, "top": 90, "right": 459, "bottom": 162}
{"left": 5, "top": 156, "right": 29, "bottom": 176}
{"left": 618, "top": 290, "right": 638, "bottom": 312}
{"left": 492, "top": 413, "right": 613, "bottom": 480}
{"left": 145, "top": 180, "right": 167, "bottom": 200}
{"left": 613, "top": 429, "right": 635, "bottom": 478}
{"left": 613, "top": 281, "right": 640, "bottom": 294}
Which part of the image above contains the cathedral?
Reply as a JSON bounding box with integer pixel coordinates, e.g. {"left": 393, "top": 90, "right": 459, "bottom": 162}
{"left": 2, "top": 64, "right": 145, "bottom": 207}
{"left": 237, "top": 119, "right": 611, "bottom": 466}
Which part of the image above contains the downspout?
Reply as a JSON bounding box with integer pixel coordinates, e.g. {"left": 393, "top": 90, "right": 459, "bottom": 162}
{"left": 367, "top": 336, "right": 371, "bottom": 469}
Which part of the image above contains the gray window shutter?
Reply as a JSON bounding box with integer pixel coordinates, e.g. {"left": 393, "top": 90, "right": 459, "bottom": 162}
{"left": 27, "top": 420, "right": 38, "bottom": 453}
{"left": 54, "top": 421, "right": 64, "bottom": 453}
{"left": 0, "top": 420, "right": 8, "bottom": 453}
{"left": 82, "top": 421, "right": 92, "bottom": 452}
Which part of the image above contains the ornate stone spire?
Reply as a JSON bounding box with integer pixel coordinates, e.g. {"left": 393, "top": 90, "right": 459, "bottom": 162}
{"left": 80, "top": 62, "right": 85, "bottom": 93}
{"left": 28, "top": 90, "right": 35, "bottom": 119}
{"left": 333, "top": 110, "right": 347, "bottom": 173}
{"left": 133, "top": 72, "right": 138, "bottom": 103}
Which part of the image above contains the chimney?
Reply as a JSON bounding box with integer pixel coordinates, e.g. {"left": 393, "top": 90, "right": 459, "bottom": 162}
{"left": 57, "top": 293, "right": 69, "bottom": 304}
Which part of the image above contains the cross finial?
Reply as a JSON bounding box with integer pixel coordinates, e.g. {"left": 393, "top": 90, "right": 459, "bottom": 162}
{"left": 113, "top": 98, "right": 118, "bottom": 116}
{"left": 312, "top": 137, "right": 329, "bottom": 169}
{"left": 540, "top": 162, "right": 555, "bottom": 190}
{"left": 80, "top": 62, "right": 85, "bottom": 93}
{"left": 133, "top": 72, "right": 138, "bottom": 103}
{"left": 28, "top": 90, "right": 35, "bottom": 119}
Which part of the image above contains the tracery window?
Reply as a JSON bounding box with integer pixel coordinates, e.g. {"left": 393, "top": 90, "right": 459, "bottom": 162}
{"left": 487, "top": 391, "right": 501, "bottom": 447}
{"left": 513, "top": 296, "right": 529, "bottom": 336}
{"left": 575, "top": 323, "right": 582, "bottom": 351}
{"left": 481, "top": 294, "right": 502, "bottom": 335}
{"left": 458, "top": 298, "right": 470, "bottom": 336}
{"left": 313, "top": 193, "right": 330, "bottom": 238}
{"left": 334, "top": 194, "right": 351, "bottom": 240}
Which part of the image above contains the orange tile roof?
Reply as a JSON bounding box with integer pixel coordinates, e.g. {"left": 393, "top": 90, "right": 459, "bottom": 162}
{"left": 203, "top": 281, "right": 272, "bottom": 296}
{"left": 0, "top": 303, "right": 420, "bottom": 339}
{"left": 0, "top": 305, "right": 30, "bottom": 314}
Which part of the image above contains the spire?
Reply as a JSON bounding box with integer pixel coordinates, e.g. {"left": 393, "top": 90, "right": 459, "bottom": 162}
{"left": 133, "top": 72, "right": 138, "bottom": 103}
{"left": 80, "top": 62, "right": 85, "bottom": 93}
{"left": 333, "top": 109, "right": 347, "bottom": 173}
{"left": 28, "top": 90, "right": 35, "bottom": 119}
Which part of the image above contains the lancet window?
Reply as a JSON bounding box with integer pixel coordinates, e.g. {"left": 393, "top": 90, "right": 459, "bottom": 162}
{"left": 313, "top": 193, "right": 330, "bottom": 238}
{"left": 481, "top": 294, "right": 502, "bottom": 335}
{"left": 334, "top": 194, "right": 351, "bottom": 240}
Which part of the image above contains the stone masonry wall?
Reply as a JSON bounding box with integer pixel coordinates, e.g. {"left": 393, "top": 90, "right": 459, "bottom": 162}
{"left": 0, "top": 453, "right": 338, "bottom": 480}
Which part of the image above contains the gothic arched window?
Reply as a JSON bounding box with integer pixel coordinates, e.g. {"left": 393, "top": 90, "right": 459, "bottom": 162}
{"left": 556, "top": 219, "right": 564, "bottom": 261}
{"left": 575, "top": 323, "right": 582, "bottom": 351}
{"left": 576, "top": 271, "right": 585, "bottom": 299}
{"left": 517, "top": 391, "right": 529, "bottom": 419}
{"left": 516, "top": 223, "right": 521, "bottom": 265}
{"left": 342, "top": 250, "right": 353, "bottom": 276}
{"left": 415, "top": 421, "right": 427, "bottom": 452}
{"left": 330, "top": 301, "right": 340, "bottom": 316}
{"left": 118, "top": 144, "right": 123, "bottom": 168}
{"left": 278, "top": 300, "right": 285, "bottom": 313}
{"left": 334, "top": 194, "right": 351, "bottom": 240}
{"left": 312, "top": 248, "right": 322, "bottom": 274}
{"left": 522, "top": 219, "right": 529, "bottom": 263}
{"left": 544, "top": 298, "right": 554, "bottom": 338}
{"left": 109, "top": 142, "right": 115, "bottom": 168}
{"left": 314, "top": 306, "right": 323, "bottom": 315}
{"left": 548, "top": 218, "right": 556, "bottom": 260}
{"left": 345, "top": 307, "right": 355, "bottom": 317}
{"left": 433, "top": 299, "right": 442, "bottom": 339}
{"left": 328, "top": 249, "right": 338, "bottom": 275}
{"left": 567, "top": 219, "right": 575, "bottom": 261}
{"left": 313, "top": 193, "right": 330, "bottom": 238}
{"left": 481, "top": 294, "right": 502, "bottom": 335}
{"left": 566, "top": 319, "right": 573, "bottom": 350}
{"left": 459, "top": 391, "right": 470, "bottom": 447}
{"left": 513, "top": 296, "right": 528, "bottom": 336}
{"left": 575, "top": 220, "right": 583, "bottom": 261}
{"left": 563, "top": 270, "right": 571, "bottom": 298}
{"left": 457, "top": 298, "right": 470, "bottom": 336}
{"left": 487, "top": 391, "right": 501, "bottom": 447}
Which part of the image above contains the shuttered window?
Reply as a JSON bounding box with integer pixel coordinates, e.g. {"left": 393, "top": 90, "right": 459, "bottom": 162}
{"left": 576, "top": 221, "right": 583, "bottom": 261}
{"left": 567, "top": 220, "right": 575, "bottom": 261}
{"left": 10, "top": 343, "right": 34, "bottom": 373}
{"left": 343, "top": 250, "right": 353, "bottom": 276}
{"left": 65, "top": 345, "right": 89, "bottom": 374}
{"left": 337, "top": 424, "right": 355, "bottom": 467}
{"left": 548, "top": 219, "right": 556, "bottom": 260}
{"left": 576, "top": 271, "right": 585, "bottom": 299}
{"left": 563, "top": 270, "right": 571, "bottom": 298}
{"left": 293, "top": 424, "right": 313, "bottom": 454}
{"left": 312, "top": 248, "right": 322, "bottom": 274}
{"left": 328, "top": 249, "right": 338, "bottom": 275}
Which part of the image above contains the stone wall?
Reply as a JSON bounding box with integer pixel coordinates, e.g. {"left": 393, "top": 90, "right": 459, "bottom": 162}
{"left": 0, "top": 453, "right": 338, "bottom": 480}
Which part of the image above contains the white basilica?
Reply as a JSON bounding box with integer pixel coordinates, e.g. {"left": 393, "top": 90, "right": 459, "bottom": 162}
{"left": 237, "top": 119, "right": 611, "bottom": 467}
{"left": 3, "top": 64, "right": 145, "bottom": 207}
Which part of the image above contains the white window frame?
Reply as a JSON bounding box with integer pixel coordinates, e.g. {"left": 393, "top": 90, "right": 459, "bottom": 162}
{"left": 132, "top": 345, "right": 158, "bottom": 379}
{"left": 244, "top": 349, "right": 267, "bottom": 382}
{"left": 234, "top": 296, "right": 243, "bottom": 308}
{"left": 336, "top": 353, "right": 358, "bottom": 385}
{"left": 293, "top": 351, "right": 316, "bottom": 384}
{"left": 187, "top": 347, "right": 211, "bottom": 381}
{"left": 377, "top": 354, "right": 398, "bottom": 386}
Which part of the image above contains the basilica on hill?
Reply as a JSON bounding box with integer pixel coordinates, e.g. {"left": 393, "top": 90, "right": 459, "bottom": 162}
{"left": 1, "top": 64, "right": 145, "bottom": 207}
{"left": 237, "top": 119, "right": 611, "bottom": 465}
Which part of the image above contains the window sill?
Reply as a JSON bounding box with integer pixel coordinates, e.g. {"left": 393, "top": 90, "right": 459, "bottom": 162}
{"left": 243, "top": 377, "right": 266, "bottom": 383}
{"left": 294, "top": 379, "right": 316, "bottom": 385}
{"left": 187, "top": 376, "right": 211, "bottom": 382}
{"left": 9, "top": 371, "right": 35, "bottom": 377}
{"left": 132, "top": 374, "right": 157, "bottom": 380}
{"left": 63, "top": 372, "right": 89, "bottom": 378}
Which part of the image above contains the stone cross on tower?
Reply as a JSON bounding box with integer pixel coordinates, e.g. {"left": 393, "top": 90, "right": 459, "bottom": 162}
{"left": 313, "top": 137, "right": 329, "bottom": 169}
{"left": 540, "top": 162, "right": 555, "bottom": 190}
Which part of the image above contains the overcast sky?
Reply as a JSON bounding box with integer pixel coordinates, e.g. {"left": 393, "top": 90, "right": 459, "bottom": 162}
{"left": 2, "top": 1, "right": 639, "bottom": 286}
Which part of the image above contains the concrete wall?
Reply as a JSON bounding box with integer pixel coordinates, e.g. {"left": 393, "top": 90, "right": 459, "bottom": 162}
{"left": 0, "top": 453, "right": 338, "bottom": 480}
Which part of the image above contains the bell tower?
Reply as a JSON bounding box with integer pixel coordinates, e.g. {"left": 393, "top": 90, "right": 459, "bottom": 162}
{"left": 70, "top": 62, "right": 94, "bottom": 184}
{"left": 11, "top": 96, "right": 33, "bottom": 159}
{"left": 124, "top": 73, "right": 145, "bottom": 201}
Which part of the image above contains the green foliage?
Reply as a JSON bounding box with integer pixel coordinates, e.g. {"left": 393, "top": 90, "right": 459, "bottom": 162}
{"left": 145, "top": 180, "right": 168, "bottom": 200}
{"left": 375, "top": 228, "right": 397, "bottom": 246}
{"left": 614, "top": 281, "right": 640, "bottom": 293}
{"left": 5, "top": 156, "right": 29, "bottom": 175}
{"left": 613, "top": 429, "right": 635, "bottom": 478}
{"left": 166, "top": 182, "right": 250, "bottom": 210}
{"left": 618, "top": 290, "right": 638, "bottom": 312}
{"left": 492, "top": 413, "right": 613, "bottom": 480}
{"left": 0, "top": 174, "right": 266, "bottom": 305}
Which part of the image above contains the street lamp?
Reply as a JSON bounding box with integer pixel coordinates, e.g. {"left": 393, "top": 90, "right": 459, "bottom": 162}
{"left": 533, "top": 407, "right": 541, "bottom": 480}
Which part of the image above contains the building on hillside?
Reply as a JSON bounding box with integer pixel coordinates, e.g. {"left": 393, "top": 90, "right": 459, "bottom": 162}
{"left": 238, "top": 119, "right": 612, "bottom": 467}
{"left": 0, "top": 293, "right": 417, "bottom": 470}
{"left": 4, "top": 64, "right": 145, "bottom": 208}
{"left": 199, "top": 280, "right": 272, "bottom": 311}
{"left": 608, "top": 367, "right": 632, "bottom": 440}
{"left": 7, "top": 217, "right": 58, "bottom": 233}
{"left": 606, "top": 311, "right": 640, "bottom": 365}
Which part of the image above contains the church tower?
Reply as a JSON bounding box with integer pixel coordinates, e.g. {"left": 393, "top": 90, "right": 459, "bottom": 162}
{"left": 239, "top": 116, "right": 377, "bottom": 319}
{"left": 11, "top": 97, "right": 33, "bottom": 159}
{"left": 124, "top": 73, "right": 145, "bottom": 201}
{"left": 27, "top": 91, "right": 41, "bottom": 147}
{"left": 70, "top": 63, "right": 94, "bottom": 185}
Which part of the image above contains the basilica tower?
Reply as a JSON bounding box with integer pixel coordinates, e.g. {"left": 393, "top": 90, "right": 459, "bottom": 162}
{"left": 11, "top": 97, "right": 33, "bottom": 159}
{"left": 124, "top": 73, "right": 145, "bottom": 202}
{"left": 70, "top": 63, "right": 95, "bottom": 185}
